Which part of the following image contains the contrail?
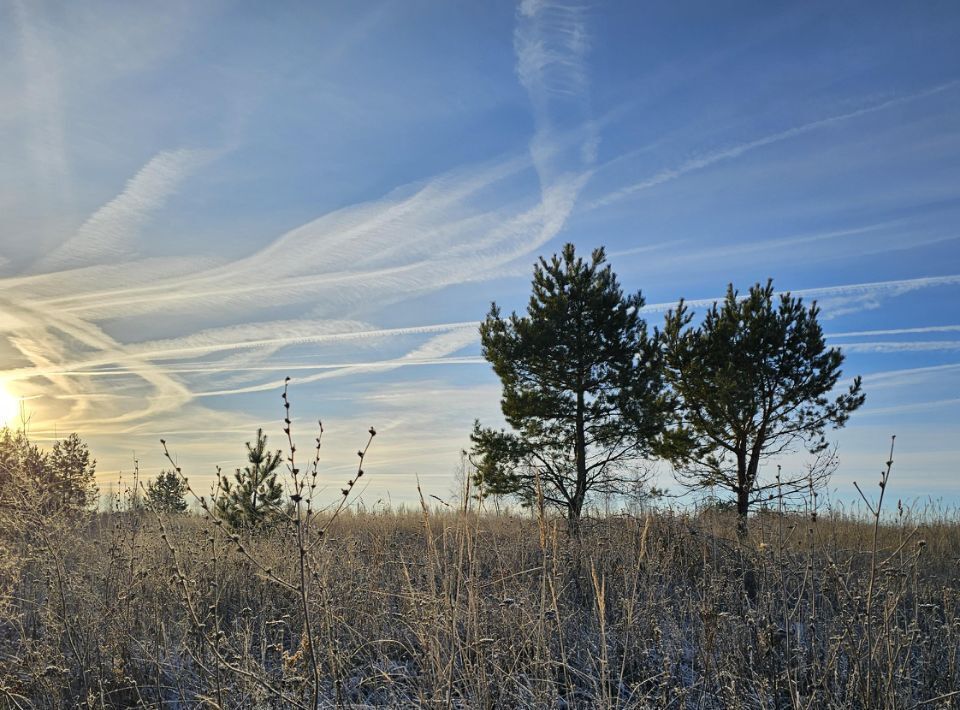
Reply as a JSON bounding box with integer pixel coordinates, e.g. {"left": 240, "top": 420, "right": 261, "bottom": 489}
{"left": 38, "top": 149, "right": 211, "bottom": 270}
{"left": 828, "top": 325, "right": 960, "bottom": 338}
{"left": 639, "top": 274, "right": 960, "bottom": 313}
{"left": 589, "top": 81, "right": 958, "bottom": 210}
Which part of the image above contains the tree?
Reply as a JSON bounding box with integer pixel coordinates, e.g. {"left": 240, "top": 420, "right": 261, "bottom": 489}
{"left": 0, "top": 429, "right": 47, "bottom": 507}
{"left": 0, "top": 430, "right": 98, "bottom": 512}
{"left": 215, "top": 428, "right": 284, "bottom": 530}
{"left": 47, "top": 433, "right": 98, "bottom": 511}
{"left": 658, "top": 280, "right": 865, "bottom": 537}
{"left": 471, "top": 243, "right": 668, "bottom": 527}
{"left": 145, "top": 470, "right": 188, "bottom": 514}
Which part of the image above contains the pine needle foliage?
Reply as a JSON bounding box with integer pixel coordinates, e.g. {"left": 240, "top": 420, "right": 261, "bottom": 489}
{"left": 0, "top": 429, "right": 97, "bottom": 512}
{"left": 658, "top": 279, "right": 865, "bottom": 535}
{"left": 471, "top": 243, "right": 668, "bottom": 526}
{"left": 145, "top": 469, "right": 188, "bottom": 514}
{"left": 215, "top": 428, "right": 284, "bottom": 530}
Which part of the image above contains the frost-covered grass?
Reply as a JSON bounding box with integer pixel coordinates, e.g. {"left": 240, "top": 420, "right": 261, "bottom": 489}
{"left": 1, "top": 496, "right": 959, "bottom": 708}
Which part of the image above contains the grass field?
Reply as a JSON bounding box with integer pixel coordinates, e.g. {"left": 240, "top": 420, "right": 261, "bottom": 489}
{"left": 2, "top": 481, "right": 959, "bottom": 709}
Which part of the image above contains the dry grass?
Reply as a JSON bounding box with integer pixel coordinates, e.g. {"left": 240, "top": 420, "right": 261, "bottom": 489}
{"left": 2, "top": 484, "right": 959, "bottom": 708}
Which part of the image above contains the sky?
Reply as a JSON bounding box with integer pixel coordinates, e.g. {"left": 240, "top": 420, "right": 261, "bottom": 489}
{"left": 1, "top": 0, "right": 958, "bottom": 510}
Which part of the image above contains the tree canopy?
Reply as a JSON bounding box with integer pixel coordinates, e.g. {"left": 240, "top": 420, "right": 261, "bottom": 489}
{"left": 658, "top": 280, "right": 865, "bottom": 535}
{"left": 215, "top": 428, "right": 284, "bottom": 530}
{"left": 471, "top": 243, "right": 668, "bottom": 525}
{"left": 0, "top": 429, "right": 97, "bottom": 512}
{"left": 146, "top": 470, "right": 188, "bottom": 514}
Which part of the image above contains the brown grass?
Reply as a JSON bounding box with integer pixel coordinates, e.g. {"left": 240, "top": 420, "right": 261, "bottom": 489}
{"left": 2, "top": 485, "right": 959, "bottom": 708}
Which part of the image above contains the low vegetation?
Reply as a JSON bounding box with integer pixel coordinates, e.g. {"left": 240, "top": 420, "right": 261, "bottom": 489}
{"left": 1, "top": 445, "right": 958, "bottom": 708}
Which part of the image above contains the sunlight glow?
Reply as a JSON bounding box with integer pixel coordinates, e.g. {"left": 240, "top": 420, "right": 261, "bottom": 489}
{"left": 0, "top": 384, "right": 22, "bottom": 428}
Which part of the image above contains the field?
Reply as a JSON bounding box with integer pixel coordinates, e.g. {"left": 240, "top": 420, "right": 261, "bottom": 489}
{"left": 2, "top": 487, "right": 959, "bottom": 709}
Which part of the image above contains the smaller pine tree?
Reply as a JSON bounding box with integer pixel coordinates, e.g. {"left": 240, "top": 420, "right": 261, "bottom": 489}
{"left": 145, "top": 470, "right": 188, "bottom": 514}
{"left": 215, "top": 428, "right": 284, "bottom": 530}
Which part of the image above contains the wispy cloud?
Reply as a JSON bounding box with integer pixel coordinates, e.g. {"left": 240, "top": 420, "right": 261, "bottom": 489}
{"left": 629, "top": 223, "right": 893, "bottom": 272}
{"left": 607, "top": 240, "right": 682, "bottom": 259}
{"left": 515, "top": 0, "right": 597, "bottom": 188}
{"left": 3, "top": 321, "right": 482, "bottom": 382}
{"left": 829, "top": 325, "right": 960, "bottom": 338}
{"left": 639, "top": 273, "right": 960, "bottom": 318}
{"left": 193, "top": 333, "right": 483, "bottom": 398}
{"left": 36, "top": 148, "right": 212, "bottom": 271}
{"left": 854, "top": 363, "right": 960, "bottom": 392}
{"left": 839, "top": 341, "right": 960, "bottom": 354}
{"left": 859, "top": 398, "right": 960, "bottom": 416}
{"left": 588, "top": 81, "right": 959, "bottom": 210}
{"left": 0, "top": 0, "right": 607, "bottom": 450}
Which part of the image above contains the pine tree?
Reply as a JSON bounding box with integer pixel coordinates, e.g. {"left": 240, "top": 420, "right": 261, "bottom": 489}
{"left": 471, "top": 244, "right": 668, "bottom": 527}
{"left": 47, "top": 433, "right": 98, "bottom": 511}
{"left": 0, "top": 430, "right": 98, "bottom": 512}
{"left": 658, "top": 280, "right": 865, "bottom": 537}
{"left": 215, "top": 428, "right": 284, "bottom": 530}
{"left": 145, "top": 470, "right": 188, "bottom": 514}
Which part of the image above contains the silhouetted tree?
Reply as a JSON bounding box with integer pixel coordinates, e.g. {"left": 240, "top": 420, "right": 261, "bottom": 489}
{"left": 658, "top": 280, "right": 865, "bottom": 538}
{"left": 145, "top": 470, "right": 188, "bottom": 514}
{"left": 215, "top": 428, "right": 284, "bottom": 530}
{"left": 471, "top": 244, "right": 668, "bottom": 528}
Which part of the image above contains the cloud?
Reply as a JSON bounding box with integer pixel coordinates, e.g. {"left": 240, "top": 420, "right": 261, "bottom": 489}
{"left": 862, "top": 362, "right": 960, "bottom": 385}
{"left": 0, "top": 0, "right": 602, "bottom": 450}
{"left": 607, "top": 241, "right": 686, "bottom": 259}
{"left": 828, "top": 325, "right": 960, "bottom": 338}
{"left": 22, "top": 156, "right": 542, "bottom": 322}
{"left": 36, "top": 148, "right": 212, "bottom": 270}
{"left": 858, "top": 398, "right": 960, "bottom": 417}
{"left": 193, "top": 327, "right": 482, "bottom": 398}
{"left": 629, "top": 223, "right": 893, "bottom": 272}
{"left": 588, "top": 81, "right": 959, "bottom": 210}
{"left": 3, "top": 298, "right": 193, "bottom": 427}
{"left": 514, "top": 0, "right": 597, "bottom": 187}
{"left": 839, "top": 341, "right": 960, "bottom": 354}
{"left": 639, "top": 273, "right": 960, "bottom": 317}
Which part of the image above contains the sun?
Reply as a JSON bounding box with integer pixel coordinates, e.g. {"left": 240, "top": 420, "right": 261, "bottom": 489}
{"left": 0, "top": 384, "right": 23, "bottom": 428}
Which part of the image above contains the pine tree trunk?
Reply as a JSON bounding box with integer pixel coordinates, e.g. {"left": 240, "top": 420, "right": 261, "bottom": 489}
{"left": 567, "top": 495, "right": 584, "bottom": 532}
{"left": 735, "top": 448, "right": 749, "bottom": 540}
{"left": 736, "top": 487, "right": 750, "bottom": 540}
{"left": 570, "top": 387, "right": 588, "bottom": 533}
{"left": 735, "top": 451, "right": 757, "bottom": 600}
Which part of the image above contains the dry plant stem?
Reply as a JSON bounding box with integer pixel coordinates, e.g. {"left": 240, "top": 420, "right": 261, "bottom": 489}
{"left": 590, "top": 561, "right": 610, "bottom": 707}
{"left": 306, "top": 427, "right": 375, "bottom": 555}
{"left": 854, "top": 434, "right": 896, "bottom": 704}
{"left": 36, "top": 523, "right": 88, "bottom": 690}
{"left": 281, "top": 379, "right": 320, "bottom": 710}
{"left": 154, "top": 515, "right": 306, "bottom": 709}
{"left": 207, "top": 507, "right": 225, "bottom": 708}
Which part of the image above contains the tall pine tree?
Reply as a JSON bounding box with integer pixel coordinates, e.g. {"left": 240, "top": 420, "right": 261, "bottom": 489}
{"left": 471, "top": 244, "right": 668, "bottom": 527}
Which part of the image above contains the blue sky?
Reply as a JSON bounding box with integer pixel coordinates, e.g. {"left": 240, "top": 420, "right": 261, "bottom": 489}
{"left": 1, "top": 0, "right": 958, "bottom": 508}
